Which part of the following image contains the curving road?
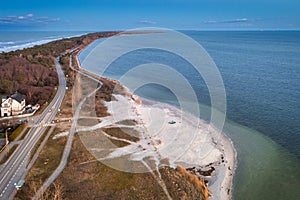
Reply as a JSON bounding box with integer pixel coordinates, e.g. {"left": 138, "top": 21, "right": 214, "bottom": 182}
{"left": 0, "top": 57, "right": 66, "bottom": 200}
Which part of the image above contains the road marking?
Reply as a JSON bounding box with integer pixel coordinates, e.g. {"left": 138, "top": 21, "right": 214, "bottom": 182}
{"left": 0, "top": 116, "right": 55, "bottom": 195}
{"left": 1, "top": 184, "right": 9, "bottom": 198}
{"left": 0, "top": 129, "right": 37, "bottom": 184}
{"left": 0, "top": 56, "right": 66, "bottom": 199}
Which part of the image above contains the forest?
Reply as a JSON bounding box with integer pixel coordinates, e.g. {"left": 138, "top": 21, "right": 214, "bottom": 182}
{"left": 0, "top": 31, "right": 118, "bottom": 106}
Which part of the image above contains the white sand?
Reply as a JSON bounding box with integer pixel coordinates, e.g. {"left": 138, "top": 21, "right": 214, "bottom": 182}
{"left": 78, "top": 94, "right": 236, "bottom": 200}
{"left": 52, "top": 131, "right": 69, "bottom": 139}
{"left": 135, "top": 97, "right": 236, "bottom": 200}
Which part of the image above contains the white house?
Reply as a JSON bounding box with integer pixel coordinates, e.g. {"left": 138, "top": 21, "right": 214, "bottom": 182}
{"left": 1, "top": 92, "right": 26, "bottom": 117}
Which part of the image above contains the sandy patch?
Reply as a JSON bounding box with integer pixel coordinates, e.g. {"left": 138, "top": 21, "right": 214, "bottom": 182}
{"left": 77, "top": 94, "right": 236, "bottom": 200}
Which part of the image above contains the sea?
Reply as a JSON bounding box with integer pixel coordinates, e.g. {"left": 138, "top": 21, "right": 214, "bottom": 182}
{"left": 0, "top": 31, "right": 87, "bottom": 52}
{"left": 1, "top": 31, "right": 299, "bottom": 199}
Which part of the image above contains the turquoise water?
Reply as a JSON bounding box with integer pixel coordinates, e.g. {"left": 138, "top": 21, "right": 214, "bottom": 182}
{"left": 79, "top": 31, "right": 300, "bottom": 199}
{"left": 134, "top": 86, "right": 300, "bottom": 199}
{"left": 225, "top": 120, "right": 300, "bottom": 199}
{"left": 3, "top": 30, "right": 299, "bottom": 199}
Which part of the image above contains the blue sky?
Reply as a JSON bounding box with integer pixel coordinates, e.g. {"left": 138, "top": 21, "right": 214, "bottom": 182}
{"left": 0, "top": 0, "right": 299, "bottom": 31}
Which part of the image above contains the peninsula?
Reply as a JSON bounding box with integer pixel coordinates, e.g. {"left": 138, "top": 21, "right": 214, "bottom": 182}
{"left": 1, "top": 32, "right": 236, "bottom": 200}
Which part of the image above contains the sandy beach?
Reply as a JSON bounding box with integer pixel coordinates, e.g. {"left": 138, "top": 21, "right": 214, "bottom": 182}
{"left": 77, "top": 89, "right": 236, "bottom": 200}
{"left": 74, "top": 41, "right": 236, "bottom": 199}
{"left": 74, "top": 29, "right": 300, "bottom": 200}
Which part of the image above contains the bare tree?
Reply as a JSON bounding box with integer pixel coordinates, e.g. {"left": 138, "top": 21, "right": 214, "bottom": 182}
{"left": 52, "top": 182, "right": 64, "bottom": 200}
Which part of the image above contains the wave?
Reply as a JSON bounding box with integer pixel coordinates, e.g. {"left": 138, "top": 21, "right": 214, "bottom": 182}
{"left": 0, "top": 41, "right": 15, "bottom": 45}
{"left": 0, "top": 39, "right": 56, "bottom": 52}
{"left": 0, "top": 33, "right": 88, "bottom": 53}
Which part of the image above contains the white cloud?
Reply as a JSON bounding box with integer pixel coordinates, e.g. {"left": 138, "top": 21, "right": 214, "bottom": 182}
{"left": 204, "top": 18, "right": 249, "bottom": 24}
{"left": 0, "top": 14, "right": 60, "bottom": 26}
{"left": 138, "top": 20, "right": 157, "bottom": 25}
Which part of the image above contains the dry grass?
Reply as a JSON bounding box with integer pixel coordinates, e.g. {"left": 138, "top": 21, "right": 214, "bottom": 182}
{"left": 0, "top": 144, "right": 19, "bottom": 164}
{"left": 115, "top": 119, "right": 138, "bottom": 126}
{"left": 107, "top": 138, "right": 131, "bottom": 147}
{"left": 58, "top": 89, "right": 74, "bottom": 118}
{"left": 15, "top": 128, "right": 67, "bottom": 200}
{"left": 54, "top": 135, "right": 169, "bottom": 200}
{"left": 76, "top": 118, "right": 97, "bottom": 126}
{"left": 102, "top": 127, "right": 140, "bottom": 142}
{"left": 29, "top": 126, "right": 51, "bottom": 161}
{"left": 9, "top": 124, "right": 26, "bottom": 141}
{"left": 159, "top": 165, "right": 209, "bottom": 200}
{"left": 15, "top": 179, "right": 64, "bottom": 200}
{"left": 177, "top": 165, "right": 210, "bottom": 198}
{"left": 19, "top": 127, "right": 30, "bottom": 141}
{"left": 14, "top": 49, "right": 209, "bottom": 199}
{"left": 46, "top": 134, "right": 209, "bottom": 200}
{"left": 50, "top": 70, "right": 210, "bottom": 199}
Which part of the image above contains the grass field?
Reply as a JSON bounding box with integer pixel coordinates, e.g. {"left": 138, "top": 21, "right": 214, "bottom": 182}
{"left": 0, "top": 144, "right": 19, "bottom": 164}
{"left": 48, "top": 134, "right": 209, "bottom": 200}
{"left": 8, "top": 124, "right": 26, "bottom": 141}
{"left": 15, "top": 128, "right": 67, "bottom": 200}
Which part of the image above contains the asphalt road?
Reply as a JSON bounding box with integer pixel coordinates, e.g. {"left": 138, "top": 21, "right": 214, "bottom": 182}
{"left": 0, "top": 57, "right": 66, "bottom": 200}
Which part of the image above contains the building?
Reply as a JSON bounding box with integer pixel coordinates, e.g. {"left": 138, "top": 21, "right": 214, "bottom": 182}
{"left": 0, "top": 92, "right": 26, "bottom": 117}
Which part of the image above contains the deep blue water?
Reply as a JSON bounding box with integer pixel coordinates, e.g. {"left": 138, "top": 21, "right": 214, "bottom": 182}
{"left": 79, "top": 31, "right": 300, "bottom": 200}
{"left": 81, "top": 31, "right": 300, "bottom": 159}
{"left": 189, "top": 31, "right": 300, "bottom": 159}
{"left": 1, "top": 30, "right": 298, "bottom": 199}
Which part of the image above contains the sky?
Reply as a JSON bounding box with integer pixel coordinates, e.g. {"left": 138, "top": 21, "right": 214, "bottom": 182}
{"left": 0, "top": 0, "right": 300, "bottom": 31}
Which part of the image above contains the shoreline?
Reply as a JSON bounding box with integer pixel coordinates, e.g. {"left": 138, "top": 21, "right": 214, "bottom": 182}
{"left": 127, "top": 93, "right": 236, "bottom": 200}
{"left": 0, "top": 32, "right": 88, "bottom": 53}
{"left": 75, "top": 47, "right": 236, "bottom": 199}
{"left": 139, "top": 97, "right": 237, "bottom": 200}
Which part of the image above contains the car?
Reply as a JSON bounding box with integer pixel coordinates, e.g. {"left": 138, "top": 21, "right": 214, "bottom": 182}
{"left": 17, "top": 119, "right": 28, "bottom": 124}
{"left": 168, "top": 120, "right": 176, "bottom": 124}
{"left": 14, "top": 180, "right": 25, "bottom": 190}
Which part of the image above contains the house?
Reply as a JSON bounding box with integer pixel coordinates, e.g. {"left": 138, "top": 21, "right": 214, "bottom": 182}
{"left": 0, "top": 92, "right": 26, "bottom": 117}
{"left": 1, "top": 96, "right": 11, "bottom": 117}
